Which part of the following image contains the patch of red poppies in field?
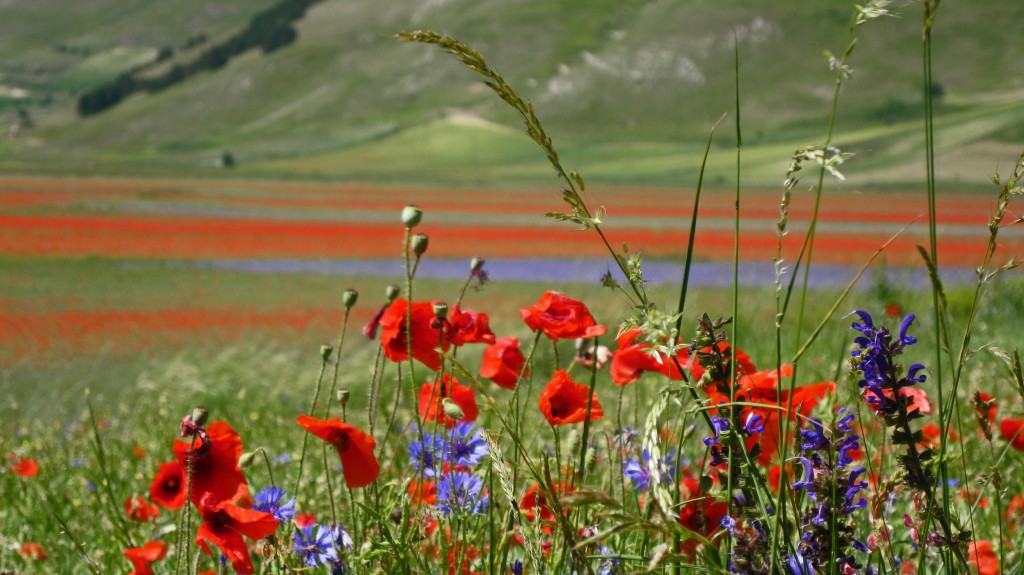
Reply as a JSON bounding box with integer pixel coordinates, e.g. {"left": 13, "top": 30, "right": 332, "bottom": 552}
{"left": 0, "top": 307, "right": 363, "bottom": 362}
{"left": 1, "top": 176, "right": 1016, "bottom": 265}
{"left": 0, "top": 212, "right": 1009, "bottom": 265}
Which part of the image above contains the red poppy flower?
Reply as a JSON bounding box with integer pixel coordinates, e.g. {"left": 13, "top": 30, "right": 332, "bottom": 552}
{"left": 861, "top": 386, "right": 931, "bottom": 417}
{"left": 125, "top": 496, "right": 161, "bottom": 522}
{"left": 133, "top": 444, "right": 146, "bottom": 459}
{"left": 690, "top": 343, "right": 757, "bottom": 386}
{"left": 18, "top": 542, "right": 46, "bottom": 560}
{"left": 379, "top": 298, "right": 451, "bottom": 371}
{"left": 705, "top": 365, "right": 835, "bottom": 465}
{"left": 8, "top": 456, "right": 38, "bottom": 477}
{"left": 969, "top": 540, "right": 999, "bottom": 575}
{"left": 448, "top": 305, "right": 495, "bottom": 346}
{"left": 1001, "top": 418, "right": 1024, "bottom": 450}
{"left": 479, "top": 336, "right": 528, "bottom": 390}
{"left": 149, "top": 460, "right": 186, "bottom": 510}
{"left": 538, "top": 370, "right": 603, "bottom": 426}
{"left": 920, "top": 423, "right": 960, "bottom": 449}
{"left": 1005, "top": 494, "right": 1024, "bottom": 532}
{"left": 975, "top": 391, "right": 998, "bottom": 424}
{"left": 519, "top": 291, "right": 607, "bottom": 342}
{"left": 173, "top": 421, "right": 249, "bottom": 506}
{"left": 195, "top": 492, "right": 278, "bottom": 575}
{"left": 293, "top": 513, "right": 316, "bottom": 528}
{"left": 767, "top": 464, "right": 781, "bottom": 493}
{"left": 124, "top": 540, "right": 167, "bottom": 575}
{"left": 609, "top": 328, "right": 671, "bottom": 386}
{"left": 520, "top": 481, "right": 573, "bottom": 529}
{"left": 408, "top": 480, "right": 437, "bottom": 505}
{"left": 419, "top": 374, "right": 479, "bottom": 427}
{"left": 296, "top": 414, "right": 380, "bottom": 488}
{"left": 678, "top": 478, "right": 728, "bottom": 555}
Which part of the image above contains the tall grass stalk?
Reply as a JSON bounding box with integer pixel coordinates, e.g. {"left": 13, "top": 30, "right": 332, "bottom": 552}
{"left": 725, "top": 30, "right": 743, "bottom": 563}
{"left": 397, "top": 31, "right": 649, "bottom": 314}
{"left": 771, "top": 4, "right": 882, "bottom": 573}
{"left": 917, "top": 3, "right": 962, "bottom": 572}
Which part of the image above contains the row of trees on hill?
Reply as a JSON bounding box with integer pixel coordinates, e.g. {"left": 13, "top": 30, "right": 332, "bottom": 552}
{"left": 77, "top": 0, "right": 320, "bottom": 116}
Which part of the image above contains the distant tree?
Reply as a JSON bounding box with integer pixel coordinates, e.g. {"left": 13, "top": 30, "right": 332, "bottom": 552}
{"left": 220, "top": 151, "right": 236, "bottom": 168}
{"left": 929, "top": 81, "right": 945, "bottom": 102}
{"left": 261, "top": 25, "right": 298, "bottom": 53}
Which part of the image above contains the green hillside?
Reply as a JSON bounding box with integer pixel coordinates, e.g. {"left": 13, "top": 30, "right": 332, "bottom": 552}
{"left": 1, "top": 0, "right": 1022, "bottom": 187}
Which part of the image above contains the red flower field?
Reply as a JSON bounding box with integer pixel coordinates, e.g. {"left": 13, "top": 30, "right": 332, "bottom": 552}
{"left": 2, "top": 175, "right": 1020, "bottom": 366}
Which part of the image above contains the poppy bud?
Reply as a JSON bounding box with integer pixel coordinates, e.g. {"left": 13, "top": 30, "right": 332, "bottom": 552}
{"left": 320, "top": 344, "right": 333, "bottom": 360}
{"left": 411, "top": 233, "right": 429, "bottom": 257}
{"left": 433, "top": 301, "right": 449, "bottom": 320}
{"left": 402, "top": 205, "right": 423, "bottom": 228}
{"left": 470, "top": 257, "right": 485, "bottom": 272}
{"left": 342, "top": 288, "right": 358, "bottom": 310}
{"left": 238, "top": 451, "right": 257, "bottom": 469}
{"left": 337, "top": 388, "right": 350, "bottom": 406}
{"left": 191, "top": 407, "right": 209, "bottom": 427}
{"left": 441, "top": 397, "right": 464, "bottom": 421}
{"left": 385, "top": 284, "right": 401, "bottom": 302}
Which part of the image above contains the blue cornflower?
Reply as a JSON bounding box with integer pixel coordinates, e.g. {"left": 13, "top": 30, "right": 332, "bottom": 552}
{"left": 293, "top": 524, "right": 339, "bottom": 568}
{"left": 409, "top": 432, "right": 445, "bottom": 477}
{"left": 253, "top": 485, "right": 296, "bottom": 523}
{"left": 596, "top": 544, "right": 621, "bottom": 575}
{"left": 720, "top": 515, "right": 738, "bottom": 535}
{"left": 623, "top": 457, "right": 651, "bottom": 491}
{"left": 510, "top": 559, "right": 524, "bottom": 575}
{"left": 444, "top": 422, "right": 489, "bottom": 467}
{"left": 328, "top": 523, "right": 354, "bottom": 550}
{"left": 436, "top": 470, "right": 489, "bottom": 515}
{"left": 623, "top": 450, "right": 675, "bottom": 491}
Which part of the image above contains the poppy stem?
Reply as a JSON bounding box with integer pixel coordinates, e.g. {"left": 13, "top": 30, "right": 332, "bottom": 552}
{"left": 509, "top": 330, "right": 543, "bottom": 489}
{"left": 576, "top": 335, "right": 600, "bottom": 484}
{"left": 322, "top": 443, "right": 338, "bottom": 526}
{"left": 258, "top": 447, "right": 276, "bottom": 487}
{"left": 324, "top": 307, "right": 353, "bottom": 420}
{"left": 293, "top": 352, "right": 330, "bottom": 504}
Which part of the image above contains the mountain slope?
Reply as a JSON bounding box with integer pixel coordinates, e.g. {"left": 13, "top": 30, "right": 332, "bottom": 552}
{"left": 1, "top": 0, "right": 1022, "bottom": 186}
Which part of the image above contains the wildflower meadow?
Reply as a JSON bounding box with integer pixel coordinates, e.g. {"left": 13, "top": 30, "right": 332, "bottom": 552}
{"left": 3, "top": 2, "right": 1024, "bottom": 575}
